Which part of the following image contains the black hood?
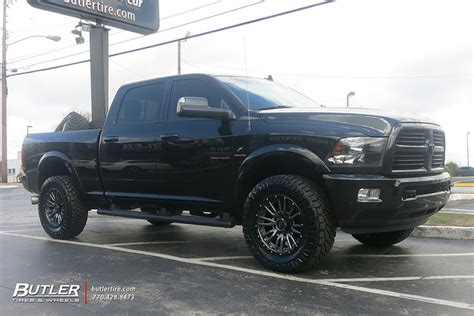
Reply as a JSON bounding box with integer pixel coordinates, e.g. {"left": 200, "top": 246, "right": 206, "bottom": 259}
{"left": 258, "top": 107, "right": 439, "bottom": 136}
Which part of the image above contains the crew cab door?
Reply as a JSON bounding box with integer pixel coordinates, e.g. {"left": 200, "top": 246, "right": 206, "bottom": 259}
{"left": 157, "top": 77, "right": 238, "bottom": 203}
{"left": 99, "top": 81, "right": 168, "bottom": 198}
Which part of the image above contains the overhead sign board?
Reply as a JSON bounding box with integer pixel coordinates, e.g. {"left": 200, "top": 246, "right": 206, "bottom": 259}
{"left": 27, "top": 0, "right": 159, "bottom": 35}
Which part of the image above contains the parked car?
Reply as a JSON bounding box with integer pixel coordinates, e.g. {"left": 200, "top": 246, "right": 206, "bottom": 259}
{"left": 457, "top": 166, "right": 474, "bottom": 176}
{"left": 21, "top": 74, "right": 450, "bottom": 273}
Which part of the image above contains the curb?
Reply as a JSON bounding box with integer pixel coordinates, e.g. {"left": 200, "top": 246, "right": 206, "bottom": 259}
{"left": 0, "top": 184, "right": 21, "bottom": 189}
{"left": 413, "top": 225, "right": 474, "bottom": 240}
{"left": 449, "top": 194, "right": 474, "bottom": 201}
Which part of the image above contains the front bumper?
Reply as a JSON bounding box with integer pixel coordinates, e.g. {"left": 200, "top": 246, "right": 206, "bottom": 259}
{"left": 323, "top": 172, "right": 450, "bottom": 234}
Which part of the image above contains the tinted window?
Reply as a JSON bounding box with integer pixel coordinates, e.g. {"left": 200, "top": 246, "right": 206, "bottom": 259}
{"left": 117, "top": 83, "right": 165, "bottom": 123}
{"left": 168, "top": 79, "right": 222, "bottom": 121}
{"left": 218, "top": 76, "right": 319, "bottom": 110}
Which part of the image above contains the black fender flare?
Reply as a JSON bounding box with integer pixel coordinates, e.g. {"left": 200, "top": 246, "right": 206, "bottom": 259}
{"left": 234, "top": 144, "right": 330, "bottom": 201}
{"left": 37, "top": 151, "right": 84, "bottom": 195}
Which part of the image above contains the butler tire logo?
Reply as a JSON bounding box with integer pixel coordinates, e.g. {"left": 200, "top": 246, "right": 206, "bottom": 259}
{"left": 12, "top": 283, "right": 81, "bottom": 303}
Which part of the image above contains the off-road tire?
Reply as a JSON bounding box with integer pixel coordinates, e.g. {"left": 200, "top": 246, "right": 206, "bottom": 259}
{"left": 55, "top": 112, "right": 89, "bottom": 132}
{"left": 38, "top": 176, "right": 88, "bottom": 239}
{"left": 242, "top": 175, "right": 336, "bottom": 273}
{"left": 88, "top": 120, "right": 104, "bottom": 130}
{"left": 352, "top": 228, "right": 414, "bottom": 247}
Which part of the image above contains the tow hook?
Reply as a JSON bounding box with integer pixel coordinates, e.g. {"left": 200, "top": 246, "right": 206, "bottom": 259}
{"left": 31, "top": 195, "right": 39, "bottom": 205}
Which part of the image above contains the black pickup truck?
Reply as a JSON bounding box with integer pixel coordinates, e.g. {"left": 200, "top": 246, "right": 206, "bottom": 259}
{"left": 22, "top": 74, "right": 450, "bottom": 273}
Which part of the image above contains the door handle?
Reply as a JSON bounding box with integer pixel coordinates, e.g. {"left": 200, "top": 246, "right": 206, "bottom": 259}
{"left": 160, "top": 133, "right": 180, "bottom": 141}
{"left": 103, "top": 136, "right": 119, "bottom": 143}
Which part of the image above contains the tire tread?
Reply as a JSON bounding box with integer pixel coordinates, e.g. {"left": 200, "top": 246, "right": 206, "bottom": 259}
{"left": 242, "top": 175, "right": 336, "bottom": 273}
{"left": 39, "top": 176, "right": 88, "bottom": 239}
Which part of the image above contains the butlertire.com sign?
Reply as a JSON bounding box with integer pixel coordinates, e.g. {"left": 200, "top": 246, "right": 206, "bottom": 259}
{"left": 27, "top": 0, "right": 159, "bottom": 35}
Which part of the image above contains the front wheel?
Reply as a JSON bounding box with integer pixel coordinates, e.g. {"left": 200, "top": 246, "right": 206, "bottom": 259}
{"left": 352, "top": 228, "right": 414, "bottom": 247}
{"left": 38, "top": 176, "right": 88, "bottom": 239}
{"left": 242, "top": 175, "right": 336, "bottom": 273}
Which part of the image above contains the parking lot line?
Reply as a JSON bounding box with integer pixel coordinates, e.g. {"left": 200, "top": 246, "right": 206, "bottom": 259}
{"left": 1, "top": 230, "right": 473, "bottom": 311}
{"left": 320, "top": 275, "right": 474, "bottom": 283}
{"left": 0, "top": 223, "right": 39, "bottom": 228}
{"left": 196, "top": 255, "right": 254, "bottom": 261}
{"left": 107, "top": 240, "right": 193, "bottom": 246}
{"left": 319, "top": 281, "right": 474, "bottom": 310}
{"left": 336, "top": 253, "right": 474, "bottom": 258}
{"left": 0, "top": 228, "right": 44, "bottom": 233}
{"left": 192, "top": 253, "right": 474, "bottom": 261}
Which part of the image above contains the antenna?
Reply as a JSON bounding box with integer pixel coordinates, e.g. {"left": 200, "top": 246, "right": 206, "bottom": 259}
{"left": 243, "top": 38, "right": 251, "bottom": 132}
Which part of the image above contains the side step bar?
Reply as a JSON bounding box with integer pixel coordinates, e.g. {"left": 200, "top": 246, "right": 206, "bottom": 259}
{"left": 96, "top": 209, "right": 236, "bottom": 228}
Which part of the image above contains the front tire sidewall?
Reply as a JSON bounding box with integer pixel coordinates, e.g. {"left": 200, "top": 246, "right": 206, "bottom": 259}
{"left": 243, "top": 176, "right": 334, "bottom": 273}
{"left": 39, "top": 177, "right": 88, "bottom": 239}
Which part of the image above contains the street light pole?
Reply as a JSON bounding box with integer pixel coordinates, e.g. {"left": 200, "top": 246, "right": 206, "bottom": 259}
{"left": 8, "top": 35, "right": 61, "bottom": 46}
{"left": 468, "top": 132, "right": 471, "bottom": 167}
{"left": 0, "top": 5, "right": 61, "bottom": 182}
{"left": 346, "top": 91, "right": 355, "bottom": 107}
{"left": 1, "top": 0, "right": 8, "bottom": 183}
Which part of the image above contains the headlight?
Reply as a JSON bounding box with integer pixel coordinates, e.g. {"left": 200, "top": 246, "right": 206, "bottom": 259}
{"left": 326, "top": 137, "right": 387, "bottom": 166}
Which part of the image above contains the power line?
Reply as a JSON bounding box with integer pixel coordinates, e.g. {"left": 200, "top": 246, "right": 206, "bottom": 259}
{"left": 107, "top": 1, "right": 266, "bottom": 49}
{"left": 8, "top": 0, "right": 227, "bottom": 65}
{"left": 110, "top": 59, "right": 148, "bottom": 80}
{"left": 8, "top": 0, "right": 334, "bottom": 78}
{"left": 8, "top": 29, "right": 124, "bottom": 64}
{"left": 9, "top": 0, "right": 265, "bottom": 70}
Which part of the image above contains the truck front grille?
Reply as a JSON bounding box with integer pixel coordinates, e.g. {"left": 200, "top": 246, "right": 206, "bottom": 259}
{"left": 392, "top": 153, "right": 425, "bottom": 170}
{"left": 391, "top": 127, "right": 445, "bottom": 173}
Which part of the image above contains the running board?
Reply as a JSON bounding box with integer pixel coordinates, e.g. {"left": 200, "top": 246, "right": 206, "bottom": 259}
{"left": 96, "top": 209, "right": 236, "bottom": 228}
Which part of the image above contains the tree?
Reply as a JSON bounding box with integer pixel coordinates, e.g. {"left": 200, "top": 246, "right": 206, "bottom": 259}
{"left": 444, "top": 161, "right": 458, "bottom": 177}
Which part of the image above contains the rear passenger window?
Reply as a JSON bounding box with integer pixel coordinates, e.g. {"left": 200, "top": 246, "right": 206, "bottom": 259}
{"left": 117, "top": 83, "right": 165, "bottom": 123}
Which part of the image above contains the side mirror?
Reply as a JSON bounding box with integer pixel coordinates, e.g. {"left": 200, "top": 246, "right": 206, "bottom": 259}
{"left": 177, "top": 97, "right": 236, "bottom": 120}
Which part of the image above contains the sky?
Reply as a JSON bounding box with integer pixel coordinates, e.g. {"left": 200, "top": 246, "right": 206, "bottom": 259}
{"left": 1, "top": 0, "right": 473, "bottom": 165}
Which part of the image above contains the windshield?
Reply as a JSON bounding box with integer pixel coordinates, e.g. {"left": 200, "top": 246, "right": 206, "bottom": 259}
{"left": 218, "top": 76, "right": 319, "bottom": 110}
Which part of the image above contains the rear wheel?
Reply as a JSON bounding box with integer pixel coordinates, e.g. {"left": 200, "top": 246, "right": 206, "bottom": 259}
{"left": 352, "top": 228, "right": 414, "bottom": 247}
{"left": 38, "top": 176, "right": 88, "bottom": 239}
{"left": 242, "top": 175, "right": 336, "bottom": 273}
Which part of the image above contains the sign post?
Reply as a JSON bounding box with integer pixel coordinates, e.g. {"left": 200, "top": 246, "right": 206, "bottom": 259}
{"left": 89, "top": 24, "right": 109, "bottom": 126}
{"left": 27, "top": 0, "right": 159, "bottom": 124}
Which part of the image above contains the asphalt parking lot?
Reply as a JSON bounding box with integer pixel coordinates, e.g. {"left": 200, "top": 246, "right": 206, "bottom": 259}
{"left": 1, "top": 185, "right": 473, "bottom": 315}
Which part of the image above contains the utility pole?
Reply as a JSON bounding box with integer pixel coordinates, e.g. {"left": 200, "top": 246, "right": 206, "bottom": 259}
{"left": 1, "top": 0, "right": 8, "bottom": 183}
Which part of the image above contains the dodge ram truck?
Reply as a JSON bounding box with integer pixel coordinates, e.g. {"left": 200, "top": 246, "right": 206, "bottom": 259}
{"left": 21, "top": 74, "right": 451, "bottom": 273}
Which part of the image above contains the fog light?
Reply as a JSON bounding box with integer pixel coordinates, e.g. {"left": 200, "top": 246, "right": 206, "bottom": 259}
{"left": 357, "top": 188, "right": 381, "bottom": 202}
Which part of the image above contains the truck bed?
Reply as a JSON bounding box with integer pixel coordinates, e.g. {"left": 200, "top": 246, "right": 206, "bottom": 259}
{"left": 23, "top": 129, "right": 102, "bottom": 194}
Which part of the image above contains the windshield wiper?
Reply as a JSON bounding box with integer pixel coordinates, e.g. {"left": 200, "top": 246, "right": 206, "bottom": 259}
{"left": 257, "top": 105, "right": 292, "bottom": 111}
